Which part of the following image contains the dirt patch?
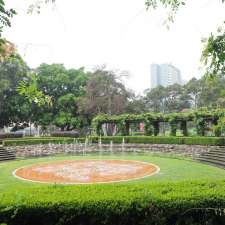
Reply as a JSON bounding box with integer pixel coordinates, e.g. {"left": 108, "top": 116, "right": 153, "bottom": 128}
{"left": 14, "top": 160, "right": 159, "bottom": 184}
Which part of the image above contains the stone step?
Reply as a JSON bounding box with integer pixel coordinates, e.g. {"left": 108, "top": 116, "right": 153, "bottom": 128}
{"left": 0, "top": 155, "right": 15, "bottom": 159}
{"left": 0, "top": 150, "right": 15, "bottom": 154}
{"left": 197, "top": 158, "right": 225, "bottom": 168}
{"left": 0, "top": 146, "right": 16, "bottom": 162}
{"left": 197, "top": 155, "right": 225, "bottom": 163}
{"left": 202, "top": 152, "right": 225, "bottom": 158}
{"left": 0, "top": 154, "right": 15, "bottom": 158}
{"left": 0, "top": 153, "right": 15, "bottom": 157}
{"left": 207, "top": 150, "right": 225, "bottom": 154}
{"left": 0, "top": 157, "right": 16, "bottom": 162}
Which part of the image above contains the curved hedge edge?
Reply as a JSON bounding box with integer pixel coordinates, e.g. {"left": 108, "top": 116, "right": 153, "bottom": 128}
{"left": 0, "top": 180, "right": 225, "bottom": 225}
{"left": 3, "top": 136, "right": 225, "bottom": 146}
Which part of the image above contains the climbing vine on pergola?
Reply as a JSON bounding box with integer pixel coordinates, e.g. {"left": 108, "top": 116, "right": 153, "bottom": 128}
{"left": 92, "top": 109, "right": 225, "bottom": 137}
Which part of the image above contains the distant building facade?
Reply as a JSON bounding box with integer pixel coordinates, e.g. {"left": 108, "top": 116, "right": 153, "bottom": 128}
{"left": 150, "top": 63, "right": 182, "bottom": 89}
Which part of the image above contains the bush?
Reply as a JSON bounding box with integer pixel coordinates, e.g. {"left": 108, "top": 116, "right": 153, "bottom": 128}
{"left": 3, "top": 137, "right": 75, "bottom": 146}
{"left": 0, "top": 133, "right": 23, "bottom": 139}
{"left": 89, "top": 136, "right": 225, "bottom": 146}
{"left": 3, "top": 136, "right": 225, "bottom": 146}
{"left": 0, "top": 180, "right": 224, "bottom": 225}
{"left": 51, "top": 131, "right": 79, "bottom": 138}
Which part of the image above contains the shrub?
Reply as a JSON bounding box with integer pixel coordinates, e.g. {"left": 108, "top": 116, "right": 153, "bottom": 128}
{"left": 0, "top": 180, "right": 224, "bottom": 225}
{"left": 51, "top": 131, "right": 79, "bottom": 138}
{"left": 89, "top": 136, "right": 225, "bottom": 146}
{"left": 3, "top": 137, "right": 75, "bottom": 146}
{"left": 0, "top": 133, "right": 23, "bottom": 139}
{"left": 3, "top": 136, "right": 225, "bottom": 146}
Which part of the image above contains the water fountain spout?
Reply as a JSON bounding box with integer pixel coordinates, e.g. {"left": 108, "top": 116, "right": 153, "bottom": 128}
{"left": 98, "top": 135, "right": 102, "bottom": 158}
{"left": 121, "top": 138, "right": 125, "bottom": 154}
{"left": 98, "top": 135, "right": 102, "bottom": 147}
{"left": 110, "top": 140, "right": 113, "bottom": 155}
{"left": 84, "top": 136, "right": 89, "bottom": 155}
{"left": 48, "top": 143, "right": 52, "bottom": 153}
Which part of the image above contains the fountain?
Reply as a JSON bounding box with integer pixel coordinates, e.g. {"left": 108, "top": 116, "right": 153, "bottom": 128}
{"left": 110, "top": 140, "right": 113, "bottom": 155}
{"left": 48, "top": 143, "right": 53, "bottom": 154}
{"left": 83, "top": 136, "right": 89, "bottom": 155}
{"left": 82, "top": 145, "right": 85, "bottom": 156}
{"left": 98, "top": 135, "right": 103, "bottom": 157}
{"left": 121, "top": 137, "right": 125, "bottom": 154}
{"left": 73, "top": 138, "right": 78, "bottom": 153}
{"left": 69, "top": 143, "right": 73, "bottom": 153}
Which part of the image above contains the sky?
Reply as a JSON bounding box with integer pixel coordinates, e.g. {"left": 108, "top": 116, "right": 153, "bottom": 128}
{"left": 3, "top": 0, "right": 225, "bottom": 94}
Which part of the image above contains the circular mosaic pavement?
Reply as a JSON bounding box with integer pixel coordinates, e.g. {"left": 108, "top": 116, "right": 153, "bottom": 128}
{"left": 14, "top": 160, "right": 160, "bottom": 184}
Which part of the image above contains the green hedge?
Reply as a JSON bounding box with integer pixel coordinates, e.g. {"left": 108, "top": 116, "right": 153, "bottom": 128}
{"left": 3, "top": 137, "right": 76, "bottom": 146}
{"left": 0, "top": 180, "right": 224, "bottom": 225}
{"left": 3, "top": 136, "right": 225, "bottom": 146}
{"left": 0, "top": 133, "right": 23, "bottom": 139}
{"left": 51, "top": 131, "right": 79, "bottom": 138}
{"left": 90, "top": 136, "right": 225, "bottom": 145}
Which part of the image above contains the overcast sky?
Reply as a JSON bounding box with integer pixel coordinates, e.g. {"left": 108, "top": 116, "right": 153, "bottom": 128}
{"left": 3, "top": 0, "right": 225, "bottom": 94}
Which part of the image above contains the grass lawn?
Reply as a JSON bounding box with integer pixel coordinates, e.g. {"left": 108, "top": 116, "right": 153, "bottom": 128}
{"left": 1, "top": 153, "right": 225, "bottom": 225}
{"left": 0, "top": 153, "right": 225, "bottom": 190}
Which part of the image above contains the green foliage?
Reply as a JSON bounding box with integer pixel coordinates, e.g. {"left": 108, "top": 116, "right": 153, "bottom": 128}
{"left": 0, "top": 1, "right": 16, "bottom": 60}
{"left": 180, "top": 121, "right": 188, "bottom": 136}
{"left": 0, "top": 153, "right": 225, "bottom": 225}
{"left": 144, "top": 77, "right": 225, "bottom": 112}
{"left": 27, "top": 0, "right": 56, "bottom": 14}
{"left": 29, "top": 64, "right": 90, "bottom": 130}
{"left": 145, "top": 0, "right": 186, "bottom": 28}
{"left": 92, "top": 109, "right": 225, "bottom": 137}
{"left": 3, "top": 137, "right": 75, "bottom": 146}
{"left": 0, "top": 0, "right": 16, "bottom": 33}
{"left": 0, "top": 178, "right": 225, "bottom": 225}
{"left": 54, "top": 112, "right": 82, "bottom": 130}
{"left": 51, "top": 131, "right": 79, "bottom": 138}
{"left": 213, "top": 116, "right": 225, "bottom": 137}
{"left": 3, "top": 136, "right": 225, "bottom": 146}
{"left": 17, "top": 73, "right": 52, "bottom": 107}
{"left": 201, "top": 25, "right": 225, "bottom": 78}
{"left": 0, "top": 55, "right": 30, "bottom": 127}
{"left": 78, "top": 66, "right": 131, "bottom": 119}
{"left": 145, "top": 0, "right": 186, "bottom": 11}
{"left": 0, "top": 133, "right": 22, "bottom": 139}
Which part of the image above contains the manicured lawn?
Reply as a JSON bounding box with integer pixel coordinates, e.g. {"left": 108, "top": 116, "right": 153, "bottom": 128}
{"left": 0, "top": 153, "right": 225, "bottom": 190}
{"left": 1, "top": 154, "right": 225, "bottom": 225}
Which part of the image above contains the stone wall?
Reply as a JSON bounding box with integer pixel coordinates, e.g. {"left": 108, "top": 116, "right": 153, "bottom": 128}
{"left": 6, "top": 143, "right": 223, "bottom": 158}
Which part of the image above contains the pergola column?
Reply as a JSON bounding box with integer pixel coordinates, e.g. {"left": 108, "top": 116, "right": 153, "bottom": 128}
{"left": 153, "top": 121, "right": 159, "bottom": 136}
{"left": 180, "top": 121, "right": 188, "bottom": 136}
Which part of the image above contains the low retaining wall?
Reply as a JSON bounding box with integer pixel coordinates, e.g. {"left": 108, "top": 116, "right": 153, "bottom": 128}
{"left": 6, "top": 143, "right": 223, "bottom": 158}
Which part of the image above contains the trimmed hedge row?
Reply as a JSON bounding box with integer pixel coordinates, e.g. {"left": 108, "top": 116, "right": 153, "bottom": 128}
{"left": 0, "top": 132, "right": 23, "bottom": 139}
{"left": 89, "top": 136, "right": 225, "bottom": 145}
{"left": 0, "top": 180, "right": 225, "bottom": 225}
{"left": 2, "top": 137, "right": 75, "bottom": 146}
{"left": 3, "top": 136, "right": 225, "bottom": 146}
{"left": 51, "top": 131, "right": 79, "bottom": 138}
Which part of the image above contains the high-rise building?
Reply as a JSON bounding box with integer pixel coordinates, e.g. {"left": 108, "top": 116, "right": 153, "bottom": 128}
{"left": 150, "top": 63, "right": 182, "bottom": 89}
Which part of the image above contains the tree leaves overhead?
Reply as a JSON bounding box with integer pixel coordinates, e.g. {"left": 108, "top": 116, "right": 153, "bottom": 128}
{"left": 0, "top": 0, "right": 16, "bottom": 31}
{"left": 17, "top": 74, "right": 52, "bottom": 107}
{"left": 145, "top": 0, "right": 186, "bottom": 27}
{"left": 201, "top": 26, "right": 225, "bottom": 78}
{"left": 27, "top": 0, "right": 56, "bottom": 14}
{"left": 0, "top": 55, "right": 30, "bottom": 127}
{"left": 0, "top": 1, "right": 16, "bottom": 60}
{"left": 145, "top": 0, "right": 186, "bottom": 11}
